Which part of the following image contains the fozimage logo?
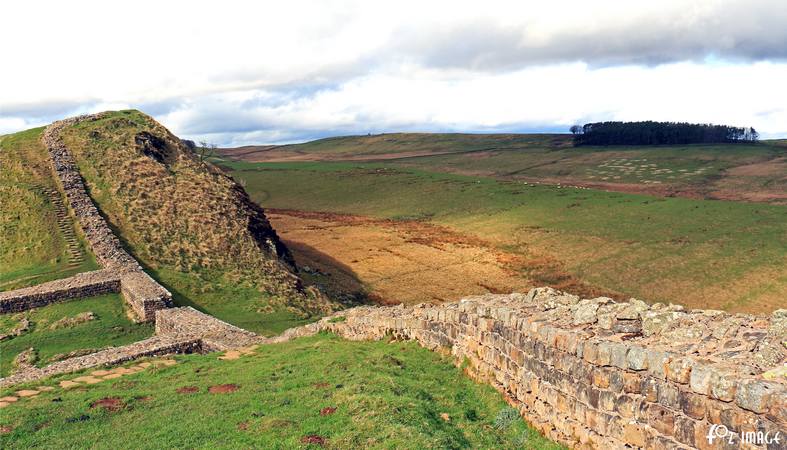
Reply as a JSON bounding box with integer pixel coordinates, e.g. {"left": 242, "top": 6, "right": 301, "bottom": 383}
{"left": 706, "top": 424, "right": 781, "bottom": 446}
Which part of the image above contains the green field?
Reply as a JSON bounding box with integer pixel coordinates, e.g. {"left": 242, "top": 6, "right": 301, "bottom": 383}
{"left": 0, "top": 294, "right": 153, "bottom": 377}
{"left": 0, "top": 333, "right": 562, "bottom": 449}
{"left": 0, "top": 128, "right": 98, "bottom": 291}
{"left": 220, "top": 159, "right": 787, "bottom": 313}
{"left": 229, "top": 133, "right": 787, "bottom": 203}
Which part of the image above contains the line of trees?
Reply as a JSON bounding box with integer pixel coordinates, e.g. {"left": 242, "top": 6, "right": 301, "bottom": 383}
{"left": 570, "top": 121, "right": 759, "bottom": 146}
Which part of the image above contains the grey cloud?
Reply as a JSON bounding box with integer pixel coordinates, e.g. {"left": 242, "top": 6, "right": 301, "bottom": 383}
{"left": 389, "top": 1, "right": 787, "bottom": 70}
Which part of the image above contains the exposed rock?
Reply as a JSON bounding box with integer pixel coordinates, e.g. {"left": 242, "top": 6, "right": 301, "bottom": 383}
{"left": 13, "top": 348, "right": 38, "bottom": 370}
{"left": 49, "top": 311, "right": 96, "bottom": 330}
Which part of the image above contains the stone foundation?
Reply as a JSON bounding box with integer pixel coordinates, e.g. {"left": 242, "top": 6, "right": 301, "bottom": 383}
{"left": 155, "top": 307, "right": 262, "bottom": 351}
{"left": 0, "top": 334, "right": 202, "bottom": 388}
{"left": 0, "top": 270, "right": 120, "bottom": 313}
{"left": 298, "top": 289, "right": 786, "bottom": 450}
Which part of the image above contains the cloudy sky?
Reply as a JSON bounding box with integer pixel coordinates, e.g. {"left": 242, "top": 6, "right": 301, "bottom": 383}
{"left": 2, "top": 0, "right": 787, "bottom": 145}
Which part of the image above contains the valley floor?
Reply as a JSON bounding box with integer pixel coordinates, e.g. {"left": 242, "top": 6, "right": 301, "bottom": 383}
{"left": 222, "top": 160, "right": 787, "bottom": 314}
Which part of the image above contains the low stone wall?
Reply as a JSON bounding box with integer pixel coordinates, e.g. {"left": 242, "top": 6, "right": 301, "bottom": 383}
{"left": 302, "top": 289, "right": 786, "bottom": 449}
{"left": 0, "top": 307, "right": 262, "bottom": 387}
{"left": 0, "top": 270, "right": 120, "bottom": 313}
{"left": 155, "top": 307, "right": 263, "bottom": 351}
{"left": 0, "top": 334, "right": 202, "bottom": 388}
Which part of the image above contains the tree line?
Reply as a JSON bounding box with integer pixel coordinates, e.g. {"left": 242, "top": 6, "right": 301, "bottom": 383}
{"left": 569, "top": 121, "right": 759, "bottom": 146}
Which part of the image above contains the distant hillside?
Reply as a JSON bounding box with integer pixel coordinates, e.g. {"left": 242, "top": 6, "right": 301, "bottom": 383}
{"left": 219, "top": 133, "right": 573, "bottom": 162}
{"left": 57, "top": 110, "right": 338, "bottom": 333}
{"left": 219, "top": 132, "right": 787, "bottom": 204}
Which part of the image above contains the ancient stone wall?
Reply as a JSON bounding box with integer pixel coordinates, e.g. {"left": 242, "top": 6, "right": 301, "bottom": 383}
{"left": 1, "top": 307, "right": 262, "bottom": 387}
{"left": 0, "top": 334, "right": 202, "bottom": 388}
{"left": 303, "top": 288, "right": 786, "bottom": 450}
{"left": 35, "top": 115, "right": 172, "bottom": 321}
{"left": 0, "top": 270, "right": 120, "bottom": 313}
{"left": 155, "top": 307, "right": 263, "bottom": 351}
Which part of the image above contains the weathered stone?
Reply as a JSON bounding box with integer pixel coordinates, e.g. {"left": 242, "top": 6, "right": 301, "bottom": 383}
{"left": 666, "top": 357, "right": 693, "bottom": 384}
{"left": 735, "top": 379, "right": 781, "bottom": 414}
{"left": 642, "top": 311, "right": 686, "bottom": 337}
{"left": 690, "top": 363, "right": 714, "bottom": 395}
{"left": 709, "top": 373, "right": 737, "bottom": 402}
{"left": 627, "top": 346, "right": 649, "bottom": 371}
{"left": 573, "top": 300, "right": 601, "bottom": 325}
{"left": 648, "top": 404, "right": 676, "bottom": 436}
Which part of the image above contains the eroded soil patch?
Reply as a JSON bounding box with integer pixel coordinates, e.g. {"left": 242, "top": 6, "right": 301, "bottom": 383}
{"left": 268, "top": 209, "right": 615, "bottom": 305}
{"left": 90, "top": 397, "right": 123, "bottom": 412}
{"left": 208, "top": 384, "right": 239, "bottom": 394}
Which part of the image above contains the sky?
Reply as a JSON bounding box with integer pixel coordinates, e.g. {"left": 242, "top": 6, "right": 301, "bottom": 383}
{"left": 2, "top": 0, "right": 787, "bottom": 145}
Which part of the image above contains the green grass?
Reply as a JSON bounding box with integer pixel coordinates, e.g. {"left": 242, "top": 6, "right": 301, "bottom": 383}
{"left": 221, "top": 160, "right": 787, "bottom": 313}
{"left": 150, "top": 267, "right": 313, "bottom": 336}
{"left": 0, "top": 294, "right": 153, "bottom": 377}
{"left": 276, "top": 132, "right": 571, "bottom": 158}
{"left": 0, "top": 333, "right": 562, "bottom": 449}
{"left": 225, "top": 133, "right": 786, "bottom": 199}
{"left": 0, "top": 128, "right": 99, "bottom": 291}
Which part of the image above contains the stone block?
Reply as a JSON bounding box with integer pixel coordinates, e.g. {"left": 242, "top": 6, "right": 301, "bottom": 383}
{"left": 679, "top": 389, "right": 707, "bottom": 420}
{"left": 689, "top": 363, "right": 714, "bottom": 395}
{"left": 735, "top": 379, "right": 781, "bottom": 414}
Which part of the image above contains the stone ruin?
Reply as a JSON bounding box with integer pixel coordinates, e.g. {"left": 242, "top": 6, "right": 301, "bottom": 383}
{"left": 1, "top": 113, "right": 784, "bottom": 449}
{"left": 297, "top": 289, "right": 787, "bottom": 449}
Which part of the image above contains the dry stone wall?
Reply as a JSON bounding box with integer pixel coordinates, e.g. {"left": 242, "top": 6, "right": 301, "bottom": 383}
{"left": 0, "top": 334, "right": 202, "bottom": 388}
{"left": 155, "top": 307, "right": 263, "bottom": 351}
{"left": 299, "top": 288, "right": 786, "bottom": 450}
{"left": 1, "top": 307, "right": 264, "bottom": 387}
{"left": 0, "top": 270, "right": 120, "bottom": 313}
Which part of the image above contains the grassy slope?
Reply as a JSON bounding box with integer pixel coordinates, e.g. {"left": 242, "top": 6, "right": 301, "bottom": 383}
{"left": 275, "top": 133, "right": 569, "bottom": 158}
{"left": 59, "top": 110, "right": 336, "bottom": 335}
{"left": 225, "top": 133, "right": 787, "bottom": 201}
{"left": 0, "top": 294, "right": 153, "bottom": 377}
{"left": 0, "top": 128, "right": 98, "bottom": 291}
{"left": 0, "top": 333, "right": 562, "bottom": 450}
{"left": 223, "top": 160, "right": 787, "bottom": 313}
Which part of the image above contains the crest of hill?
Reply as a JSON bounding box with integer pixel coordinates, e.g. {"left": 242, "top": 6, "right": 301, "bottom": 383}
{"left": 57, "top": 110, "right": 336, "bottom": 330}
{"left": 220, "top": 132, "right": 573, "bottom": 162}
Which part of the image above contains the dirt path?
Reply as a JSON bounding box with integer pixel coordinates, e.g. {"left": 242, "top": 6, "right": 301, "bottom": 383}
{"left": 268, "top": 209, "right": 617, "bottom": 305}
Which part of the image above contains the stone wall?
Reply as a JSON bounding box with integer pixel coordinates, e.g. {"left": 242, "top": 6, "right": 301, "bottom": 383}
{"left": 155, "top": 307, "right": 263, "bottom": 351}
{"left": 0, "top": 270, "right": 120, "bottom": 313}
{"left": 36, "top": 115, "right": 172, "bottom": 321}
{"left": 0, "top": 334, "right": 202, "bottom": 388}
{"left": 0, "top": 307, "right": 262, "bottom": 387}
{"left": 302, "top": 288, "right": 786, "bottom": 450}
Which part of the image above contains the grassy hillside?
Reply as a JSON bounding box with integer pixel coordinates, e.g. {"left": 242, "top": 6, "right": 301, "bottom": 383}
{"left": 221, "top": 134, "right": 787, "bottom": 204}
{"left": 221, "top": 160, "right": 787, "bottom": 313}
{"left": 223, "top": 133, "right": 571, "bottom": 161}
{"left": 0, "top": 333, "right": 562, "bottom": 449}
{"left": 57, "top": 110, "right": 338, "bottom": 334}
{"left": 0, "top": 294, "right": 152, "bottom": 377}
{"left": 0, "top": 128, "right": 98, "bottom": 291}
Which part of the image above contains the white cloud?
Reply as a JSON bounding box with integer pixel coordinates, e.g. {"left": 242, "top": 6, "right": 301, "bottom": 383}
{"left": 1, "top": 0, "right": 786, "bottom": 143}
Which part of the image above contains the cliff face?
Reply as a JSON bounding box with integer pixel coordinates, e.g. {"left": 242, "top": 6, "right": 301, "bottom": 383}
{"left": 57, "top": 110, "right": 333, "bottom": 320}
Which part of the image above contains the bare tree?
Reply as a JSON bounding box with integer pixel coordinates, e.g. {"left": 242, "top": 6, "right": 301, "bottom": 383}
{"left": 197, "top": 141, "right": 217, "bottom": 162}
